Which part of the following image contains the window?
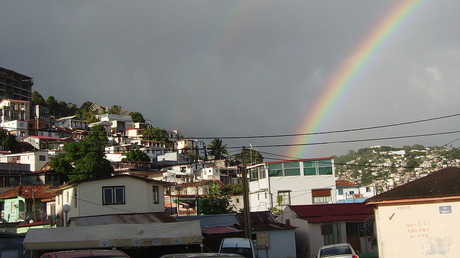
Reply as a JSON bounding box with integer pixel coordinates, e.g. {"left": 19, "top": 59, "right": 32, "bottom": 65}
{"left": 259, "top": 167, "right": 266, "bottom": 179}
{"left": 269, "top": 162, "right": 300, "bottom": 177}
{"left": 322, "top": 222, "right": 342, "bottom": 245}
{"left": 152, "top": 186, "right": 160, "bottom": 204}
{"left": 304, "top": 159, "right": 333, "bottom": 176}
{"left": 312, "top": 189, "right": 332, "bottom": 204}
{"left": 73, "top": 191, "right": 78, "bottom": 208}
{"left": 102, "top": 186, "right": 125, "bottom": 205}
{"left": 277, "top": 191, "right": 291, "bottom": 207}
{"left": 284, "top": 162, "right": 300, "bottom": 176}
{"left": 303, "top": 161, "right": 317, "bottom": 175}
{"left": 39, "top": 155, "right": 46, "bottom": 161}
{"left": 338, "top": 189, "right": 344, "bottom": 195}
{"left": 250, "top": 167, "right": 259, "bottom": 181}
{"left": 268, "top": 163, "right": 283, "bottom": 177}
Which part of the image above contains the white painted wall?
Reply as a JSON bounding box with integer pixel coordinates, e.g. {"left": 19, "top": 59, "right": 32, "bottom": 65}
{"left": 0, "top": 151, "right": 49, "bottom": 171}
{"left": 249, "top": 160, "right": 337, "bottom": 212}
{"left": 374, "top": 200, "right": 460, "bottom": 257}
{"left": 55, "top": 177, "right": 166, "bottom": 219}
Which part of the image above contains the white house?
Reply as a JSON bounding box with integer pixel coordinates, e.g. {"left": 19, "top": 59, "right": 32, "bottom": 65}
{"left": 366, "top": 167, "right": 460, "bottom": 257}
{"left": 21, "top": 135, "right": 68, "bottom": 150}
{"left": 96, "top": 114, "right": 134, "bottom": 135}
{"left": 0, "top": 99, "right": 31, "bottom": 138}
{"left": 336, "top": 180, "right": 377, "bottom": 203}
{"left": 157, "top": 152, "right": 191, "bottom": 165}
{"left": 52, "top": 175, "right": 170, "bottom": 225}
{"left": 0, "top": 150, "right": 50, "bottom": 171}
{"left": 279, "top": 203, "right": 376, "bottom": 258}
{"left": 248, "top": 158, "right": 337, "bottom": 212}
{"left": 53, "top": 116, "right": 87, "bottom": 130}
{"left": 176, "top": 139, "right": 207, "bottom": 159}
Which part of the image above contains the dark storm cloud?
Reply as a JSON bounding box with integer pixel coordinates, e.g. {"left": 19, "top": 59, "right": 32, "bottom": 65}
{"left": 1, "top": 0, "right": 459, "bottom": 158}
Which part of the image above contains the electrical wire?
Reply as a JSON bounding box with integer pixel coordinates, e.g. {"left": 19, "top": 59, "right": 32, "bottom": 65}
{"left": 229, "top": 130, "right": 460, "bottom": 149}
{"left": 186, "top": 113, "right": 460, "bottom": 140}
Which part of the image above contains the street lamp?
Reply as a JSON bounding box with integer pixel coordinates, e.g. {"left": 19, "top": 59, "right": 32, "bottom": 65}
{"left": 63, "top": 204, "right": 71, "bottom": 227}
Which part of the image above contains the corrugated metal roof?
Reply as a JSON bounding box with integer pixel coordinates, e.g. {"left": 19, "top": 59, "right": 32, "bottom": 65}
{"left": 70, "top": 212, "right": 177, "bottom": 226}
{"left": 366, "top": 167, "right": 460, "bottom": 204}
{"left": 289, "top": 203, "right": 374, "bottom": 223}
{"left": 176, "top": 213, "right": 239, "bottom": 228}
{"left": 236, "top": 211, "right": 296, "bottom": 231}
{"left": 202, "top": 226, "right": 242, "bottom": 234}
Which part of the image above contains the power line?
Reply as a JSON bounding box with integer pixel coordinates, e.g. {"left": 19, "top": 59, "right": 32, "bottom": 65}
{"left": 186, "top": 113, "right": 460, "bottom": 140}
{"left": 232, "top": 130, "right": 460, "bottom": 149}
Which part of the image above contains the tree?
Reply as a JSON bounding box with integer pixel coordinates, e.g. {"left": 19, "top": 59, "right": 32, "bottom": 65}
{"left": 31, "top": 91, "right": 46, "bottom": 105}
{"left": 129, "top": 112, "right": 145, "bottom": 123}
{"left": 142, "top": 128, "right": 170, "bottom": 142}
{"left": 76, "top": 101, "right": 98, "bottom": 123}
{"left": 0, "top": 129, "right": 18, "bottom": 152}
{"left": 49, "top": 125, "right": 113, "bottom": 182}
{"left": 232, "top": 148, "right": 263, "bottom": 165}
{"left": 107, "top": 105, "right": 123, "bottom": 115}
{"left": 200, "top": 183, "right": 233, "bottom": 215}
{"left": 122, "top": 149, "right": 151, "bottom": 162}
{"left": 46, "top": 96, "right": 59, "bottom": 117}
{"left": 208, "top": 138, "right": 228, "bottom": 160}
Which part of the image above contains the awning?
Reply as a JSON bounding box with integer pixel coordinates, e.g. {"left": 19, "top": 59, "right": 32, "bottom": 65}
{"left": 23, "top": 221, "right": 203, "bottom": 250}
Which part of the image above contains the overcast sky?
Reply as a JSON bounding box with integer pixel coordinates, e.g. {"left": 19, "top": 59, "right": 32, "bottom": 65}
{"left": 1, "top": 0, "right": 459, "bottom": 160}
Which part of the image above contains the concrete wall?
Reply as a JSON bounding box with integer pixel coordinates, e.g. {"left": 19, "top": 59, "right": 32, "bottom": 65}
{"left": 256, "top": 229, "right": 297, "bottom": 258}
{"left": 374, "top": 200, "right": 460, "bottom": 257}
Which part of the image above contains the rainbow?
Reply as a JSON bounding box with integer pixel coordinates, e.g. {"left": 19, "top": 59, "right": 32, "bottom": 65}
{"left": 287, "top": 0, "right": 426, "bottom": 158}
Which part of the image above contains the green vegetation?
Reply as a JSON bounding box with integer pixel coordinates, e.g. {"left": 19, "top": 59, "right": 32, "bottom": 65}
{"left": 32, "top": 91, "right": 146, "bottom": 124}
{"left": 129, "top": 112, "right": 145, "bottom": 123}
{"left": 200, "top": 183, "right": 233, "bottom": 215}
{"left": 141, "top": 127, "right": 170, "bottom": 143}
{"left": 232, "top": 148, "right": 264, "bottom": 165}
{"left": 224, "top": 183, "right": 243, "bottom": 195}
{"left": 122, "top": 149, "right": 150, "bottom": 162}
{"left": 207, "top": 138, "right": 229, "bottom": 160}
{"left": 0, "top": 129, "right": 18, "bottom": 152}
{"left": 49, "top": 125, "right": 113, "bottom": 182}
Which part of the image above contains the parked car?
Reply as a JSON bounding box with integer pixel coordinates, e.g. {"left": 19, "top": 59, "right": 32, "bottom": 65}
{"left": 218, "top": 238, "right": 257, "bottom": 258}
{"left": 160, "top": 253, "right": 244, "bottom": 258}
{"left": 40, "top": 249, "right": 130, "bottom": 258}
{"left": 316, "top": 243, "right": 359, "bottom": 258}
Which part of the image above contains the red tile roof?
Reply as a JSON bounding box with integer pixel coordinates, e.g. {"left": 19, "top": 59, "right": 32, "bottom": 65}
{"left": 336, "top": 180, "right": 358, "bottom": 187}
{"left": 289, "top": 203, "right": 374, "bottom": 223}
{"left": 0, "top": 185, "right": 57, "bottom": 199}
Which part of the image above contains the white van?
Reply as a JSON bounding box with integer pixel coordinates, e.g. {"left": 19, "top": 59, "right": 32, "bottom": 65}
{"left": 218, "top": 238, "right": 257, "bottom": 258}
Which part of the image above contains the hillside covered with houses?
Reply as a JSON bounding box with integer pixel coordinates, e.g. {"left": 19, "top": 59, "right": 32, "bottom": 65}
{"left": 335, "top": 145, "right": 460, "bottom": 194}
{"left": 1, "top": 66, "right": 459, "bottom": 257}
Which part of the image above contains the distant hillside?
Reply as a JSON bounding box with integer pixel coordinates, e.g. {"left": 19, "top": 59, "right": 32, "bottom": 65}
{"left": 333, "top": 145, "right": 460, "bottom": 192}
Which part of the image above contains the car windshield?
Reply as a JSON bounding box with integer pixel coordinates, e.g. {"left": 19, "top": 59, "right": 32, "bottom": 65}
{"left": 220, "top": 247, "right": 252, "bottom": 258}
{"left": 320, "top": 246, "right": 352, "bottom": 257}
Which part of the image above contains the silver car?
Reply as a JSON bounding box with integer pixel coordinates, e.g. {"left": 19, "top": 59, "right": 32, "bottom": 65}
{"left": 316, "top": 243, "right": 359, "bottom": 258}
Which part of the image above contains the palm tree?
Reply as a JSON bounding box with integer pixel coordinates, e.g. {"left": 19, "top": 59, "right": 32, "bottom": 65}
{"left": 208, "top": 138, "right": 228, "bottom": 160}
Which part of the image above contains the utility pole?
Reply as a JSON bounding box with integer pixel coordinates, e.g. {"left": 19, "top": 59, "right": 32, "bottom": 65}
{"left": 241, "top": 146, "right": 252, "bottom": 239}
